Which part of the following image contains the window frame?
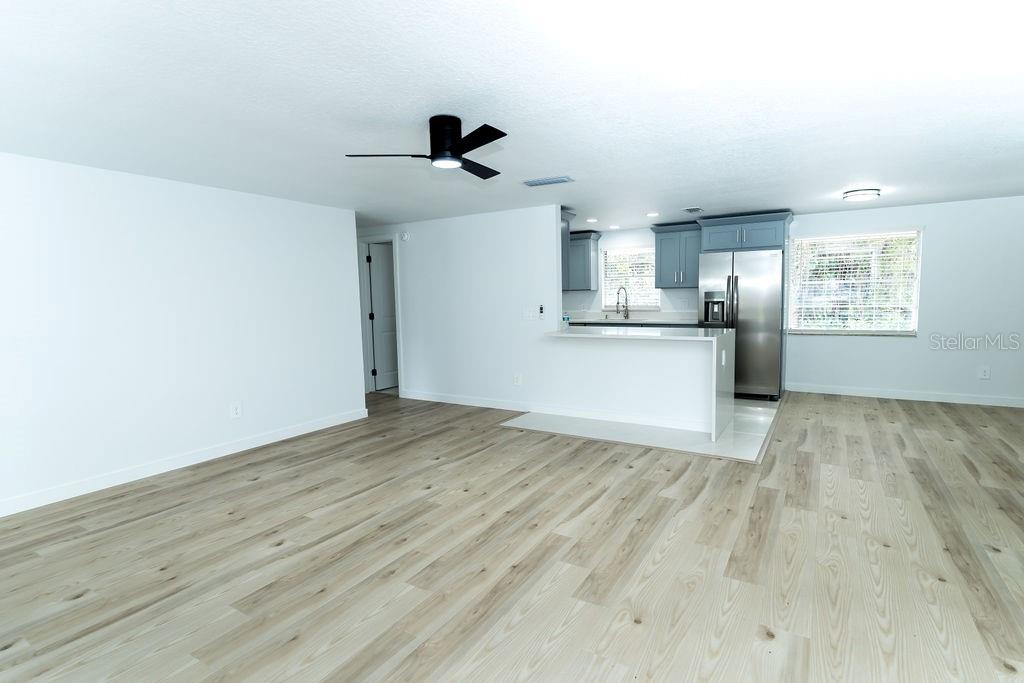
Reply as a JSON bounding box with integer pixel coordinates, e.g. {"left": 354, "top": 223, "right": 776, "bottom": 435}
{"left": 786, "top": 229, "right": 923, "bottom": 337}
{"left": 599, "top": 245, "right": 661, "bottom": 312}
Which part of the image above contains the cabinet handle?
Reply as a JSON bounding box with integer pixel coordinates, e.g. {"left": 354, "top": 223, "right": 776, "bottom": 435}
{"left": 736, "top": 228, "right": 740, "bottom": 242}
{"left": 680, "top": 271, "right": 684, "bottom": 283}
{"left": 673, "top": 271, "right": 678, "bottom": 283}
{"left": 742, "top": 228, "right": 747, "bottom": 243}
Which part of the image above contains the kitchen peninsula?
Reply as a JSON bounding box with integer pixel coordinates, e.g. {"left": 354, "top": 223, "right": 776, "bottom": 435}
{"left": 545, "top": 325, "right": 735, "bottom": 440}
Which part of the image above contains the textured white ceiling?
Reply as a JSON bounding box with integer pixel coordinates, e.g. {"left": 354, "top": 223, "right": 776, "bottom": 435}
{"left": 2, "top": 1, "right": 1023, "bottom": 228}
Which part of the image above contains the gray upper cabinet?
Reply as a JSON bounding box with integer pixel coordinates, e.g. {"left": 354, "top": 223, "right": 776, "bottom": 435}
{"left": 564, "top": 231, "right": 600, "bottom": 291}
{"left": 701, "top": 224, "right": 744, "bottom": 251}
{"left": 652, "top": 224, "right": 700, "bottom": 288}
{"left": 698, "top": 211, "right": 792, "bottom": 252}
{"left": 560, "top": 209, "right": 573, "bottom": 290}
{"left": 740, "top": 221, "right": 786, "bottom": 249}
{"left": 655, "top": 232, "right": 681, "bottom": 288}
{"left": 681, "top": 230, "right": 700, "bottom": 287}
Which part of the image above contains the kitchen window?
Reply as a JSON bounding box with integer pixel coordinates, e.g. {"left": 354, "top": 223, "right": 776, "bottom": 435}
{"left": 601, "top": 246, "right": 660, "bottom": 310}
{"left": 787, "top": 230, "right": 922, "bottom": 335}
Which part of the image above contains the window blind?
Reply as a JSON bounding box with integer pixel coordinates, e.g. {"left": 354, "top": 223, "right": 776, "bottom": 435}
{"left": 787, "top": 231, "right": 921, "bottom": 334}
{"left": 601, "top": 247, "right": 660, "bottom": 309}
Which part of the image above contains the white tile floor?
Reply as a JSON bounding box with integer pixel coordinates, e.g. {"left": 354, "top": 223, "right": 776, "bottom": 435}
{"left": 501, "top": 399, "right": 779, "bottom": 462}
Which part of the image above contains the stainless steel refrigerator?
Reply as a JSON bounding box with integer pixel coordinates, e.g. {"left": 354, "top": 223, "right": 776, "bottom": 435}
{"left": 698, "top": 250, "right": 784, "bottom": 399}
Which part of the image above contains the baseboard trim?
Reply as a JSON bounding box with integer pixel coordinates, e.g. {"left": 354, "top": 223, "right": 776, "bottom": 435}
{"left": 784, "top": 383, "right": 1024, "bottom": 408}
{"left": 399, "top": 389, "right": 710, "bottom": 433}
{"left": 0, "top": 408, "right": 368, "bottom": 519}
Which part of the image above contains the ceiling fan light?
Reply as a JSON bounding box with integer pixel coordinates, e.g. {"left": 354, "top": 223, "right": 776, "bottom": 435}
{"left": 431, "top": 157, "right": 462, "bottom": 169}
{"left": 842, "top": 188, "right": 881, "bottom": 202}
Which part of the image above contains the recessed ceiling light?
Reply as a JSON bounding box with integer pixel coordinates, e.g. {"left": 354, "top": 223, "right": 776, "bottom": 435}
{"left": 646, "top": 211, "right": 660, "bottom": 218}
{"left": 608, "top": 225, "right": 621, "bottom": 230}
{"left": 586, "top": 217, "right": 598, "bottom": 223}
{"left": 842, "top": 188, "right": 881, "bottom": 202}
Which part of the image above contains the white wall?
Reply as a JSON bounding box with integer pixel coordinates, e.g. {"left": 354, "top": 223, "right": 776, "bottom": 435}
{"left": 785, "top": 195, "right": 1024, "bottom": 406}
{"left": 358, "top": 206, "right": 717, "bottom": 431}
{"left": 561, "top": 228, "right": 698, "bottom": 315}
{"left": 0, "top": 153, "right": 366, "bottom": 516}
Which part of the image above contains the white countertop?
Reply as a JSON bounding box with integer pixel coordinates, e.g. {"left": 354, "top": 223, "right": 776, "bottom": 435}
{"left": 565, "top": 315, "right": 697, "bottom": 326}
{"left": 547, "top": 326, "right": 731, "bottom": 342}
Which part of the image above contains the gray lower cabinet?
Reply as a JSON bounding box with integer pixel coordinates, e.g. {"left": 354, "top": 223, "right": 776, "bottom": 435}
{"left": 698, "top": 212, "right": 791, "bottom": 252}
{"left": 653, "top": 225, "right": 700, "bottom": 288}
{"left": 565, "top": 231, "right": 600, "bottom": 291}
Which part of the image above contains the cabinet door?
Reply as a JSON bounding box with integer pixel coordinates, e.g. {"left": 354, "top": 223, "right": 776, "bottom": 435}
{"left": 701, "top": 225, "right": 743, "bottom": 252}
{"left": 680, "top": 230, "right": 701, "bottom": 287}
{"left": 655, "top": 232, "right": 682, "bottom": 288}
{"left": 585, "top": 240, "right": 599, "bottom": 290}
{"left": 567, "top": 240, "right": 589, "bottom": 290}
{"left": 561, "top": 218, "right": 570, "bottom": 290}
{"left": 740, "top": 221, "right": 785, "bottom": 249}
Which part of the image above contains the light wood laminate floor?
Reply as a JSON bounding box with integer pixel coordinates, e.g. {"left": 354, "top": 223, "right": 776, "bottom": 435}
{"left": 2, "top": 392, "right": 1023, "bottom": 681}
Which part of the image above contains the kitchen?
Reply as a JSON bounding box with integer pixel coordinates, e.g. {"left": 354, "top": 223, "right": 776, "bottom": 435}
{"left": 504, "top": 210, "right": 790, "bottom": 460}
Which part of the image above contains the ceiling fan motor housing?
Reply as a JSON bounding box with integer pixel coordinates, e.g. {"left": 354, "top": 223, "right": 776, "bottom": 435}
{"left": 429, "top": 114, "right": 462, "bottom": 163}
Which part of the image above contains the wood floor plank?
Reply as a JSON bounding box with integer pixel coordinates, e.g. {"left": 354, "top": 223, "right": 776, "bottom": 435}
{"left": 724, "top": 485, "right": 782, "bottom": 585}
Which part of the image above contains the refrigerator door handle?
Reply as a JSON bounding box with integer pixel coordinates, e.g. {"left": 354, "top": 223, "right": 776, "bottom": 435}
{"left": 732, "top": 275, "right": 739, "bottom": 327}
{"left": 725, "top": 275, "right": 733, "bottom": 326}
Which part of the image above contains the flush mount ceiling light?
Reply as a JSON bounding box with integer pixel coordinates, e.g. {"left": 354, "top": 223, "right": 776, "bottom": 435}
{"left": 430, "top": 156, "right": 463, "bottom": 169}
{"left": 586, "top": 217, "right": 598, "bottom": 223}
{"left": 608, "top": 224, "right": 621, "bottom": 230}
{"left": 646, "top": 211, "right": 660, "bottom": 217}
{"left": 842, "top": 188, "right": 881, "bottom": 202}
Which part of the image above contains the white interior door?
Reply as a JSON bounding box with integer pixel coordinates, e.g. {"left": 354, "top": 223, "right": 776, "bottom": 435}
{"left": 368, "top": 242, "right": 398, "bottom": 390}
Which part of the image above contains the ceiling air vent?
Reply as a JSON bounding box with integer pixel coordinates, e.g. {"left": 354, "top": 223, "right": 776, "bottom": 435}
{"left": 523, "top": 175, "right": 574, "bottom": 187}
{"left": 684, "top": 206, "right": 703, "bottom": 214}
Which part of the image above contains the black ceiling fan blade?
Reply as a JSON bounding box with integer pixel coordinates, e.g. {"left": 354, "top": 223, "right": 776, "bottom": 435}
{"left": 345, "top": 154, "right": 429, "bottom": 158}
{"left": 460, "top": 158, "right": 500, "bottom": 180}
{"left": 453, "top": 124, "right": 506, "bottom": 155}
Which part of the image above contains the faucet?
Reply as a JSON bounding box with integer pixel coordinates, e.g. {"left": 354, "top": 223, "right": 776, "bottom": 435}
{"left": 615, "top": 286, "right": 630, "bottom": 319}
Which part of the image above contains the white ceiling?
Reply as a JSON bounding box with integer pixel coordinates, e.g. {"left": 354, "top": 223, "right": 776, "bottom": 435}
{"left": 2, "top": 1, "right": 1023, "bottom": 229}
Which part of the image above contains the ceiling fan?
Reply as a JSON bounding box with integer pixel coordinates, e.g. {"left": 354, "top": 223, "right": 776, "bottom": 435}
{"left": 346, "top": 115, "right": 507, "bottom": 179}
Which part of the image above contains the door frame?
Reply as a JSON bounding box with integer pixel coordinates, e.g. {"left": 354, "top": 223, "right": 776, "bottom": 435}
{"left": 356, "top": 236, "right": 405, "bottom": 395}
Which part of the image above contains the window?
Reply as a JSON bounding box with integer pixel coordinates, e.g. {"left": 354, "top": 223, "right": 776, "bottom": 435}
{"left": 788, "top": 230, "right": 921, "bottom": 335}
{"left": 601, "top": 246, "right": 660, "bottom": 309}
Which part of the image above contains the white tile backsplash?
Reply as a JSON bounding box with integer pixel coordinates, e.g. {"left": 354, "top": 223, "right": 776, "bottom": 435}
{"left": 562, "top": 287, "right": 698, "bottom": 320}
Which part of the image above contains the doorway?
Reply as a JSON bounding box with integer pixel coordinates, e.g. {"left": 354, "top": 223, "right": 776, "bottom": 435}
{"left": 363, "top": 241, "right": 399, "bottom": 392}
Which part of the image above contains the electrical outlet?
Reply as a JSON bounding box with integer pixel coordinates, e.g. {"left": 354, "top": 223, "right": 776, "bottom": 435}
{"left": 538, "top": 304, "right": 545, "bottom": 320}
{"left": 977, "top": 366, "right": 991, "bottom": 380}
{"left": 512, "top": 373, "right": 523, "bottom": 386}
{"left": 229, "top": 400, "right": 243, "bottom": 419}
